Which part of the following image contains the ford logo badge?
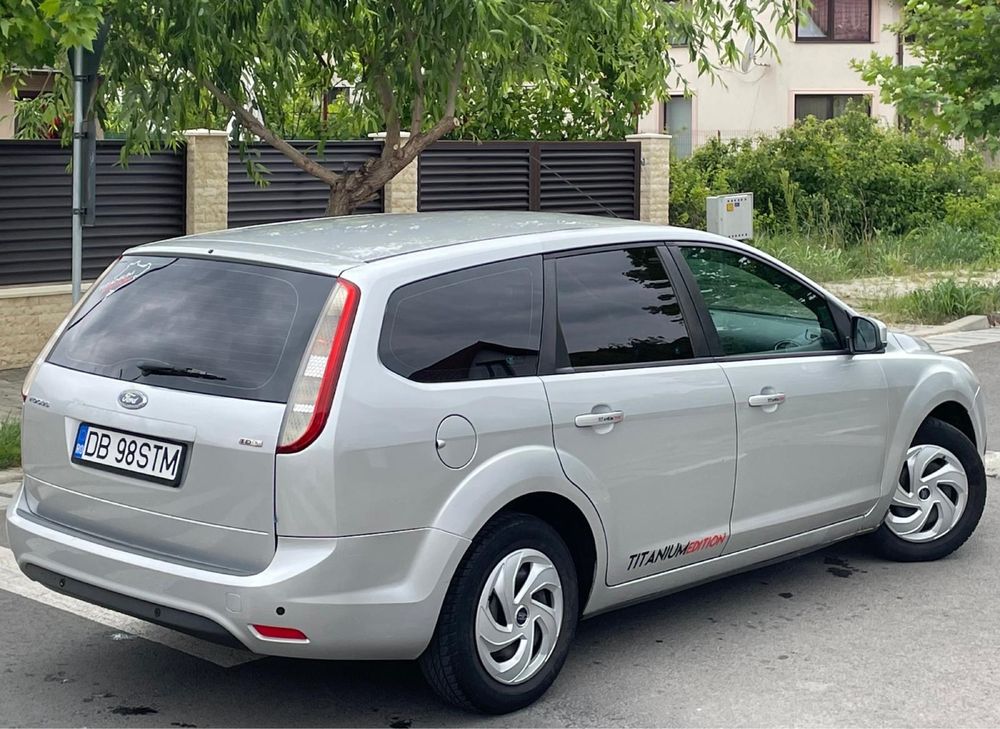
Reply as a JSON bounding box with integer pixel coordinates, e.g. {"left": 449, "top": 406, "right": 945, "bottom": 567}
{"left": 118, "top": 389, "right": 148, "bottom": 410}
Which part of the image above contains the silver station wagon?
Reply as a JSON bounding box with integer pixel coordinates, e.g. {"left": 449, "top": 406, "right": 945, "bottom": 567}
{"left": 9, "top": 212, "right": 987, "bottom": 713}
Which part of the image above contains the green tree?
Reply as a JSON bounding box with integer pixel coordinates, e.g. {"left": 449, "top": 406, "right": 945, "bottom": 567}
{"left": 857, "top": 1, "right": 1000, "bottom": 145}
{"left": 2, "top": 0, "right": 798, "bottom": 215}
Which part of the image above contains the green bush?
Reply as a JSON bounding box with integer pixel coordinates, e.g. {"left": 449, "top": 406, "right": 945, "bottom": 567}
{"left": 869, "top": 280, "right": 1000, "bottom": 324}
{"left": 670, "top": 110, "right": 1000, "bottom": 243}
{"left": 753, "top": 224, "right": 1000, "bottom": 283}
{"left": 0, "top": 420, "right": 20, "bottom": 470}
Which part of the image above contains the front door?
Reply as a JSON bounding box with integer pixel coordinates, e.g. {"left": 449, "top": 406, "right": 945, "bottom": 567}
{"left": 676, "top": 245, "right": 889, "bottom": 553}
{"left": 540, "top": 245, "right": 737, "bottom": 586}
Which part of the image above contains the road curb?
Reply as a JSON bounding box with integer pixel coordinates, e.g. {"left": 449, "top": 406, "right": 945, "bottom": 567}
{"left": 0, "top": 468, "right": 23, "bottom": 498}
{"left": 986, "top": 451, "right": 1000, "bottom": 479}
{"left": 907, "top": 315, "right": 990, "bottom": 339}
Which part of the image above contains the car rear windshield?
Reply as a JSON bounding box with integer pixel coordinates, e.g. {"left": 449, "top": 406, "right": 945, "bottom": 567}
{"left": 48, "top": 255, "right": 336, "bottom": 402}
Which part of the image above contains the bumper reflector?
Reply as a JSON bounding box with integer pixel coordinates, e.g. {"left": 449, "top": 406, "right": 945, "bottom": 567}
{"left": 251, "top": 624, "right": 309, "bottom": 641}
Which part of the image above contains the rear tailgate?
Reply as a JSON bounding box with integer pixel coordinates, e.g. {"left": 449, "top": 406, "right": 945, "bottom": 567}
{"left": 21, "top": 255, "right": 336, "bottom": 574}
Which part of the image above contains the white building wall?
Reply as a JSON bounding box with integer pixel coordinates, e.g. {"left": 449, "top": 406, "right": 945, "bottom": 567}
{"left": 639, "top": 0, "right": 902, "bottom": 147}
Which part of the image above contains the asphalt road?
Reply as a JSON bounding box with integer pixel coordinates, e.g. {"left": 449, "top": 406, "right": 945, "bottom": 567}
{"left": 953, "top": 345, "right": 1000, "bottom": 450}
{"left": 2, "top": 343, "right": 999, "bottom": 728}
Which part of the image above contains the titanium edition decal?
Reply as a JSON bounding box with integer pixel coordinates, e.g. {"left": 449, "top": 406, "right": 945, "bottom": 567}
{"left": 627, "top": 533, "right": 728, "bottom": 571}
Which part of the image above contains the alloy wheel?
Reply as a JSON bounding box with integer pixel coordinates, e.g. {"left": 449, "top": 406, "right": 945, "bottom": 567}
{"left": 886, "top": 444, "right": 969, "bottom": 543}
{"left": 475, "top": 547, "right": 564, "bottom": 685}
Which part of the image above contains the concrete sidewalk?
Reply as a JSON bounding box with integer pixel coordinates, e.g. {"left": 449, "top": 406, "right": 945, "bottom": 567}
{"left": 0, "top": 368, "right": 25, "bottom": 423}
{"left": 827, "top": 270, "right": 1000, "bottom": 302}
{"left": 0, "top": 468, "right": 22, "bottom": 509}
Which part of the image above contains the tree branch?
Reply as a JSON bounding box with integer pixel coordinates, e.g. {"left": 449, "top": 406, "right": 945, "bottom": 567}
{"left": 201, "top": 76, "right": 340, "bottom": 186}
{"left": 443, "top": 51, "right": 465, "bottom": 120}
{"left": 372, "top": 69, "right": 401, "bottom": 158}
{"left": 344, "top": 48, "right": 467, "bottom": 206}
{"left": 398, "top": 6, "right": 424, "bottom": 134}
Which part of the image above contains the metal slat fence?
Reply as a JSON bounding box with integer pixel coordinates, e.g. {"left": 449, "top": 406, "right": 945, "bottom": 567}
{"left": 418, "top": 141, "right": 640, "bottom": 219}
{"left": 227, "top": 141, "right": 384, "bottom": 227}
{"left": 0, "top": 140, "right": 186, "bottom": 285}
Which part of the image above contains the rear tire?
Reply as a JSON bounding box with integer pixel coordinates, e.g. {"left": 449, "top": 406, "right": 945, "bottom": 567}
{"left": 419, "top": 512, "right": 578, "bottom": 714}
{"left": 869, "top": 417, "right": 986, "bottom": 562}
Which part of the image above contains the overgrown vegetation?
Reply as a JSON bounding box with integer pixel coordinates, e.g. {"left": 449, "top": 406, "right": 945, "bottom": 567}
{"left": 753, "top": 225, "right": 1000, "bottom": 283}
{"left": 0, "top": 421, "right": 20, "bottom": 471}
{"left": 865, "top": 281, "right": 1000, "bottom": 325}
{"left": 670, "top": 110, "right": 1000, "bottom": 254}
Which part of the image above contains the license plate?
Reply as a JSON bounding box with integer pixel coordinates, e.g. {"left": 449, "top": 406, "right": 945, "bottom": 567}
{"left": 72, "top": 424, "right": 186, "bottom": 485}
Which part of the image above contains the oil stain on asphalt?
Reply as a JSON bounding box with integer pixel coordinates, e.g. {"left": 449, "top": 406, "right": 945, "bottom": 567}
{"left": 823, "top": 555, "right": 868, "bottom": 578}
{"left": 110, "top": 706, "right": 158, "bottom": 716}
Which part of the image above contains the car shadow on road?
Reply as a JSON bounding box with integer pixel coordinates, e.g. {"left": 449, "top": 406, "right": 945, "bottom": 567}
{"left": 76, "top": 537, "right": 890, "bottom": 728}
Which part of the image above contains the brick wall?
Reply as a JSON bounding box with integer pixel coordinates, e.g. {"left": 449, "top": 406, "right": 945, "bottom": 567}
{"left": 0, "top": 285, "right": 83, "bottom": 369}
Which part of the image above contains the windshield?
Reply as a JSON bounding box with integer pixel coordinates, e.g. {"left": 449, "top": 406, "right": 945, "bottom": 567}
{"left": 48, "top": 255, "right": 336, "bottom": 402}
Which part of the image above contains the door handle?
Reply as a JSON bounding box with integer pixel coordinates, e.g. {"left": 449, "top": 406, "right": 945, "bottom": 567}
{"left": 748, "top": 393, "right": 786, "bottom": 408}
{"left": 574, "top": 411, "right": 625, "bottom": 428}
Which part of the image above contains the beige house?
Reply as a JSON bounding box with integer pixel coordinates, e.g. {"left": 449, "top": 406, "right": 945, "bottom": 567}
{"left": 638, "top": 0, "right": 906, "bottom": 156}
{"left": 0, "top": 70, "right": 60, "bottom": 139}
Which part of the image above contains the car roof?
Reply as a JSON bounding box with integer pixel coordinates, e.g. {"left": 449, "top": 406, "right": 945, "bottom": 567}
{"left": 127, "top": 211, "right": 849, "bottom": 317}
{"left": 129, "top": 211, "right": 765, "bottom": 279}
{"left": 130, "top": 212, "right": 656, "bottom": 271}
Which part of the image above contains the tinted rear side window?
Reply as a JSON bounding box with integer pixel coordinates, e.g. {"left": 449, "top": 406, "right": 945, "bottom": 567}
{"left": 555, "top": 247, "right": 693, "bottom": 368}
{"left": 48, "top": 256, "right": 336, "bottom": 402}
{"left": 380, "top": 256, "right": 543, "bottom": 383}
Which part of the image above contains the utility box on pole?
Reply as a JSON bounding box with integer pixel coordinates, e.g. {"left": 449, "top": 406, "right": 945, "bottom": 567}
{"left": 706, "top": 192, "right": 753, "bottom": 240}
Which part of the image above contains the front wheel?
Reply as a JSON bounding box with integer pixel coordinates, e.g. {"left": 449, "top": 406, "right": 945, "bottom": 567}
{"left": 419, "top": 513, "right": 579, "bottom": 713}
{"left": 869, "top": 417, "right": 987, "bottom": 562}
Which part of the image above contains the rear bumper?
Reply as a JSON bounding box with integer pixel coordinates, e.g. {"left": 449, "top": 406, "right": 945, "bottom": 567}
{"left": 6, "top": 489, "right": 470, "bottom": 659}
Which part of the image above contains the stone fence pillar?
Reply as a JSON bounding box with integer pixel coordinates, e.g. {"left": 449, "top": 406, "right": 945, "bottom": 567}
{"left": 369, "top": 131, "right": 418, "bottom": 213}
{"left": 184, "top": 129, "right": 229, "bottom": 234}
{"left": 626, "top": 132, "right": 671, "bottom": 225}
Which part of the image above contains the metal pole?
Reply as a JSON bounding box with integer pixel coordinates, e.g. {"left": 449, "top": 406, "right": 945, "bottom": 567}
{"left": 71, "top": 45, "right": 84, "bottom": 303}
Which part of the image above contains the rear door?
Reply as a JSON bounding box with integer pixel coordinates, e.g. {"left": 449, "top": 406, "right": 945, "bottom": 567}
{"left": 22, "top": 255, "right": 336, "bottom": 573}
{"left": 673, "top": 244, "right": 889, "bottom": 552}
{"left": 539, "top": 244, "right": 737, "bottom": 586}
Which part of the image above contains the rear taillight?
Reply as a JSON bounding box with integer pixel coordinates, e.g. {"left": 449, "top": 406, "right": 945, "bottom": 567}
{"left": 276, "top": 279, "right": 360, "bottom": 454}
{"left": 22, "top": 257, "right": 121, "bottom": 400}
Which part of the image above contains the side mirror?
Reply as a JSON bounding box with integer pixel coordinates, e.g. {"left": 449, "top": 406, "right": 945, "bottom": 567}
{"left": 851, "top": 316, "right": 887, "bottom": 354}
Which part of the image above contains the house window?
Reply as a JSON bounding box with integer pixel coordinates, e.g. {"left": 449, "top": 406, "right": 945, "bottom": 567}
{"left": 12, "top": 89, "right": 49, "bottom": 137}
{"left": 663, "top": 95, "right": 692, "bottom": 159}
{"left": 796, "top": 0, "right": 872, "bottom": 42}
{"left": 794, "top": 94, "right": 870, "bottom": 121}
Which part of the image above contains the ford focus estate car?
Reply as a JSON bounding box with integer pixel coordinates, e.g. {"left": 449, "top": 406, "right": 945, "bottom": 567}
{"left": 9, "top": 212, "right": 987, "bottom": 713}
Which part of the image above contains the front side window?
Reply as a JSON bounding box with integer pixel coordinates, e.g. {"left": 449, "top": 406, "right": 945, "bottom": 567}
{"left": 380, "top": 256, "right": 542, "bottom": 383}
{"left": 555, "top": 247, "right": 693, "bottom": 369}
{"left": 797, "top": 0, "right": 872, "bottom": 42}
{"left": 680, "top": 246, "right": 842, "bottom": 356}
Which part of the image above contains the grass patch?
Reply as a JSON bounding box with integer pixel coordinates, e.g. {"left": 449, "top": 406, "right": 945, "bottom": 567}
{"left": 864, "top": 280, "right": 1000, "bottom": 324}
{"left": 0, "top": 420, "right": 20, "bottom": 470}
{"left": 753, "top": 223, "right": 1000, "bottom": 283}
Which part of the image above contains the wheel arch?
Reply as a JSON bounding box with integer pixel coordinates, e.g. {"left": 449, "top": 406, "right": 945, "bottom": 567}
{"left": 867, "top": 358, "right": 983, "bottom": 531}
{"left": 430, "top": 445, "right": 608, "bottom": 613}
{"left": 494, "top": 492, "right": 598, "bottom": 614}
{"left": 925, "top": 400, "right": 977, "bottom": 449}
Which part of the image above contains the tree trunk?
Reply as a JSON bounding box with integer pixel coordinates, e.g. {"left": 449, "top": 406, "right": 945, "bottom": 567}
{"left": 326, "top": 185, "right": 353, "bottom": 216}
{"left": 322, "top": 117, "right": 459, "bottom": 216}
